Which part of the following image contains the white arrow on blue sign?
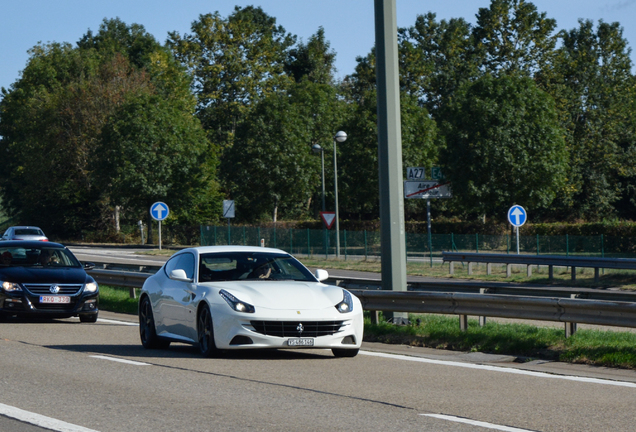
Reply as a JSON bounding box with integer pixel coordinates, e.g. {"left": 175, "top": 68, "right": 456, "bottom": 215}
{"left": 150, "top": 202, "right": 169, "bottom": 221}
{"left": 507, "top": 205, "right": 527, "bottom": 227}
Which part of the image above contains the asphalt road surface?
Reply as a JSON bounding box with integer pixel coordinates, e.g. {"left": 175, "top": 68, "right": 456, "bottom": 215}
{"left": 2, "top": 310, "right": 636, "bottom": 432}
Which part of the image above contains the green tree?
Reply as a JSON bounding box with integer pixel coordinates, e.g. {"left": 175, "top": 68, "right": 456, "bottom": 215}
{"left": 538, "top": 20, "right": 636, "bottom": 220}
{"left": 439, "top": 74, "right": 567, "bottom": 219}
{"left": 224, "top": 80, "right": 344, "bottom": 222}
{"left": 285, "top": 27, "right": 336, "bottom": 85}
{"left": 0, "top": 19, "right": 219, "bottom": 237}
{"left": 399, "top": 13, "right": 479, "bottom": 114}
{"left": 168, "top": 6, "right": 296, "bottom": 149}
{"left": 472, "top": 0, "right": 557, "bottom": 76}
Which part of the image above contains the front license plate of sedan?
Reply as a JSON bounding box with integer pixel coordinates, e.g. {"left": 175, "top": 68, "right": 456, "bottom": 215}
{"left": 287, "top": 338, "right": 314, "bottom": 346}
{"left": 40, "top": 296, "right": 71, "bottom": 304}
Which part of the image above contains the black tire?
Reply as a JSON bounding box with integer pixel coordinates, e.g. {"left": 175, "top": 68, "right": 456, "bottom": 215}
{"left": 139, "top": 296, "right": 170, "bottom": 349}
{"left": 79, "top": 312, "right": 98, "bottom": 323}
{"left": 332, "top": 348, "right": 359, "bottom": 358}
{"left": 197, "top": 304, "right": 219, "bottom": 357}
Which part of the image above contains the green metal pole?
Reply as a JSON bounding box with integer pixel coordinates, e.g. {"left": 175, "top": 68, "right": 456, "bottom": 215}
{"left": 566, "top": 234, "right": 569, "bottom": 257}
{"left": 214, "top": 226, "right": 217, "bottom": 246}
{"left": 243, "top": 226, "right": 246, "bottom": 246}
{"left": 344, "top": 230, "right": 347, "bottom": 261}
{"left": 476, "top": 233, "right": 479, "bottom": 253}
{"left": 290, "top": 228, "right": 293, "bottom": 254}
{"left": 364, "top": 230, "right": 368, "bottom": 260}
{"left": 258, "top": 227, "right": 261, "bottom": 247}
{"left": 307, "top": 228, "right": 310, "bottom": 257}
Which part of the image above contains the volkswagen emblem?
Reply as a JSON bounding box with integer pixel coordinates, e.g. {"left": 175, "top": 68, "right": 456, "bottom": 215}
{"left": 49, "top": 285, "right": 60, "bottom": 294}
{"left": 296, "top": 323, "right": 304, "bottom": 336}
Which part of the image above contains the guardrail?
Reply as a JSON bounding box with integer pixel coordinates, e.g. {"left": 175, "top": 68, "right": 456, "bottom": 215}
{"left": 346, "top": 289, "right": 636, "bottom": 337}
{"left": 88, "top": 266, "right": 636, "bottom": 337}
{"left": 442, "top": 252, "right": 636, "bottom": 282}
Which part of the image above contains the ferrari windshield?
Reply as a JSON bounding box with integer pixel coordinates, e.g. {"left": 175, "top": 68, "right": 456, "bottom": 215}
{"left": 0, "top": 246, "right": 81, "bottom": 268}
{"left": 199, "top": 252, "right": 315, "bottom": 282}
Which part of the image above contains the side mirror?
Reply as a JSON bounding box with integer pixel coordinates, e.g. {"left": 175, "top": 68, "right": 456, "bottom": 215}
{"left": 170, "top": 269, "right": 192, "bottom": 282}
{"left": 83, "top": 262, "right": 95, "bottom": 271}
{"left": 315, "top": 269, "right": 329, "bottom": 282}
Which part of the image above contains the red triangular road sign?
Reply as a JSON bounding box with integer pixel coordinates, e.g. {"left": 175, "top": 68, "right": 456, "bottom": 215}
{"left": 320, "top": 211, "right": 336, "bottom": 229}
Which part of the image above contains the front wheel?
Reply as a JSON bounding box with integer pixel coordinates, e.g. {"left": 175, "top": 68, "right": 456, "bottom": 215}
{"left": 332, "top": 348, "right": 359, "bottom": 358}
{"left": 197, "top": 304, "right": 219, "bottom": 357}
{"left": 139, "top": 296, "right": 170, "bottom": 349}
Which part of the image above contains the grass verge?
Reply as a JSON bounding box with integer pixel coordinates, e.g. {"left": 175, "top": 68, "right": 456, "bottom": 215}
{"left": 365, "top": 313, "right": 636, "bottom": 369}
{"left": 98, "top": 285, "right": 139, "bottom": 315}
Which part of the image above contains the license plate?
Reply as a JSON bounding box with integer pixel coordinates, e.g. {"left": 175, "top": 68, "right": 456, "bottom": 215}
{"left": 39, "top": 296, "right": 71, "bottom": 304}
{"left": 287, "top": 338, "right": 314, "bottom": 346}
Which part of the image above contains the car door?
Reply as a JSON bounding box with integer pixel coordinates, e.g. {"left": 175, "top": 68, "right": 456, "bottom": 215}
{"left": 161, "top": 252, "right": 196, "bottom": 341}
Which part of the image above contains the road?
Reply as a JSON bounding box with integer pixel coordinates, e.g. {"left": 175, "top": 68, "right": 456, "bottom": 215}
{"left": 2, "top": 311, "right": 636, "bottom": 432}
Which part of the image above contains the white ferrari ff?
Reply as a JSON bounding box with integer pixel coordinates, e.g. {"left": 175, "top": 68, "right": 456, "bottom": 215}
{"left": 139, "top": 246, "right": 363, "bottom": 357}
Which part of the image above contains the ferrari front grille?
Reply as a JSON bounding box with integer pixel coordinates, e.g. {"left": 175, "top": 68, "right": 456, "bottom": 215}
{"left": 250, "top": 320, "right": 345, "bottom": 338}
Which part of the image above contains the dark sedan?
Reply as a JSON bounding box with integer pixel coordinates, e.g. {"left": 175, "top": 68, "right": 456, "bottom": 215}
{"left": 0, "top": 241, "right": 99, "bottom": 322}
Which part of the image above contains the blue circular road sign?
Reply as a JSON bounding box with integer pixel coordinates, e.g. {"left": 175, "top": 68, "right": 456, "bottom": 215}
{"left": 507, "top": 205, "right": 527, "bottom": 227}
{"left": 150, "top": 202, "right": 169, "bottom": 221}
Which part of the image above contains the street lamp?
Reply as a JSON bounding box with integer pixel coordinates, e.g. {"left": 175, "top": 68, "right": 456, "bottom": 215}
{"left": 312, "top": 143, "right": 327, "bottom": 258}
{"left": 333, "top": 131, "right": 347, "bottom": 258}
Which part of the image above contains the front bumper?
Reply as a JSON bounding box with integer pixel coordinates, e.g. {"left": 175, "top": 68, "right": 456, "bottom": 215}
{"left": 211, "top": 305, "right": 364, "bottom": 350}
{"left": 1, "top": 288, "right": 99, "bottom": 318}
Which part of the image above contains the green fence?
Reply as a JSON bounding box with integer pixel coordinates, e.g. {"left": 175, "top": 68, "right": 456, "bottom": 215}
{"left": 200, "top": 226, "right": 636, "bottom": 259}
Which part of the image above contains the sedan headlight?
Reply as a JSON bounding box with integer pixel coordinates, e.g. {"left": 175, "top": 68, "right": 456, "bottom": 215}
{"left": 84, "top": 282, "right": 98, "bottom": 293}
{"left": 219, "top": 289, "right": 255, "bottom": 313}
{"left": 1, "top": 281, "right": 22, "bottom": 292}
{"left": 335, "top": 290, "right": 353, "bottom": 313}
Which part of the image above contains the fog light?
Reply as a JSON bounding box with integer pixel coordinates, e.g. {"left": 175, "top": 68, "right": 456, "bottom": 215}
{"left": 4, "top": 299, "right": 22, "bottom": 308}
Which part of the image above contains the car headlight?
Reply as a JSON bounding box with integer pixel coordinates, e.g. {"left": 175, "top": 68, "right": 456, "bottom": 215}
{"left": 1, "top": 281, "right": 22, "bottom": 292}
{"left": 219, "top": 289, "right": 255, "bottom": 313}
{"left": 335, "top": 290, "right": 353, "bottom": 313}
{"left": 84, "top": 282, "right": 98, "bottom": 293}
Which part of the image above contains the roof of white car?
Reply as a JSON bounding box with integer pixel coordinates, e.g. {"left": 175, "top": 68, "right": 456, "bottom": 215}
{"left": 179, "top": 245, "right": 288, "bottom": 254}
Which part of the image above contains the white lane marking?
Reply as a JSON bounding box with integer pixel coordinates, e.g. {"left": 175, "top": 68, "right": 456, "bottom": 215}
{"left": 0, "top": 402, "right": 100, "bottom": 432}
{"left": 423, "top": 414, "right": 534, "bottom": 432}
{"left": 89, "top": 355, "right": 150, "bottom": 366}
{"left": 360, "top": 351, "right": 636, "bottom": 388}
{"left": 97, "top": 318, "right": 138, "bottom": 326}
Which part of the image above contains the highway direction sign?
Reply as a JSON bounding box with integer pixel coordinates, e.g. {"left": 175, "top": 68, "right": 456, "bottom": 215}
{"left": 507, "top": 205, "right": 527, "bottom": 227}
{"left": 150, "top": 202, "right": 169, "bottom": 221}
{"left": 404, "top": 181, "right": 452, "bottom": 199}
{"left": 406, "top": 167, "right": 426, "bottom": 181}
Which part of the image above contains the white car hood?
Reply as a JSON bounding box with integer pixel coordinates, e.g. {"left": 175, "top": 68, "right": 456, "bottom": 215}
{"left": 216, "top": 281, "right": 343, "bottom": 311}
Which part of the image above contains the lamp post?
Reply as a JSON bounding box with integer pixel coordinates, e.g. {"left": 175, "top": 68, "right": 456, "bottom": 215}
{"left": 312, "top": 143, "right": 328, "bottom": 258}
{"left": 333, "top": 131, "right": 347, "bottom": 258}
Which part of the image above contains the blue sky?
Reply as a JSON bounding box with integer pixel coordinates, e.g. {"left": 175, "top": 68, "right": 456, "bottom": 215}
{"left": 1, "top": 1, "right": 635, "bottom": 91}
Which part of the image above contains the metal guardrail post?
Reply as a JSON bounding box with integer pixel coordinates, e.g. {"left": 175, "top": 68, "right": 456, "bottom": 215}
{"left": 479, "top": 288, "right": 487, "bottom": 327}
{"left": 487, "top": 263, "right": 492, "bottom": 275}
{"left": 459, "top": 314, "right": 468, "bottom": 332}
{"left": 449, "top": 261, "right": 454, "bottom": 275}
{"left": 565, "top": 294, "right": 578, "bottom": 337}
{"left": 527, "top": 265, "right": 532, "bottom": 277}
{"left": 468, "top": 262, "right": 473, "bottom": 275}
{"left": 549, "top": 265, "right": 554, "bottom": 281}
{"left": 506, "top": 264, "right": 512, "bottom": 277}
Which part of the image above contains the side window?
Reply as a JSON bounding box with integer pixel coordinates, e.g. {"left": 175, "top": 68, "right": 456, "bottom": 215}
{"left": 163, "top": 253, "right": 195, "bottom": 279}
{"left": 176, "top": 253, "right": 195, "bottom": 279}
{"left": 164, "top": 255, "right": 180, "bottom": 276}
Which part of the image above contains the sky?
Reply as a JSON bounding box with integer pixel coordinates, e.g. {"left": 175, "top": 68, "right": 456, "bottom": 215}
{"left": 1, "top": 0, "right": 635, "bottom": 91}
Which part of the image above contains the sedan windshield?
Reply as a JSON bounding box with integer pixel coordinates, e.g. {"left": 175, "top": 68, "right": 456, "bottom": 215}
{"left": 0, "top": 247, "right": 81, "bottom": 268}
{"left": 199, "top": 252, "right": 315, "bottom": 283}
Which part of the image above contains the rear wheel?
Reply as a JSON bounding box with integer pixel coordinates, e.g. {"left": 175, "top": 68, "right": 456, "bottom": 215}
{"left": 332, "top": 348, "right": 359, "bottom": 358}
{"left": 139, "top": 296, "right": 170, "bottom": 349}
{"left": 197, "top": 304, "right": 219, "bottom": 357}
{"left": 79, "top": 312, "right": 98, "bottom": 323}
